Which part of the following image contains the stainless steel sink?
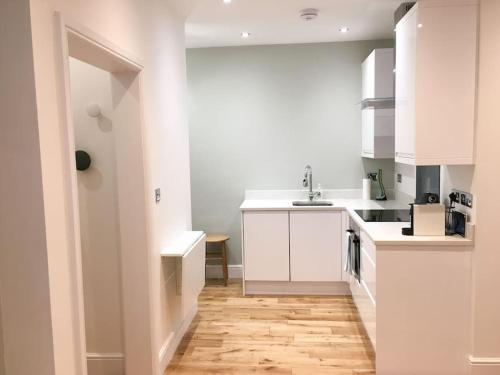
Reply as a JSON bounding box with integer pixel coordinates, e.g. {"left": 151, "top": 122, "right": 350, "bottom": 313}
{"left": 292, "top": 200, "right": 333, "bottom": 207}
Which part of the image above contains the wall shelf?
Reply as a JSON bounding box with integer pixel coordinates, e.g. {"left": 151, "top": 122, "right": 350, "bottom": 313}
{"left": 161, "top": 231, "right": 205, "bottom": 257}
{"left": 161, "top": 231, "right": 206, "bottom": 298}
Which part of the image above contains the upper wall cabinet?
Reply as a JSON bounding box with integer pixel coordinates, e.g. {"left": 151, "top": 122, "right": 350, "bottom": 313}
{"left": 361, "top": 48, "right": 395, "bottom": 159}
{"left": 395, "top": 0, "right": 478, "bottom": 165}
{"left": 362, "top": 48, "right": 394, "bottom": 101}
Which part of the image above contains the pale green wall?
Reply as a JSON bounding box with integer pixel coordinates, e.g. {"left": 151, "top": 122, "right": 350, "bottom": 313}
{"left": 187, "top": 40, "right": 394, "bottom": 265}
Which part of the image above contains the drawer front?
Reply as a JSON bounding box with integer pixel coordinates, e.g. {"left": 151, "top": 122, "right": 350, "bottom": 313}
{"left": 360, "top": 230, "right": 376, "bottom": 265}
{"left": 361, "top": 247, "right": 376, "bottom": 302}
{"left": 350, "top": 274, "right": 376, "bottom": 349}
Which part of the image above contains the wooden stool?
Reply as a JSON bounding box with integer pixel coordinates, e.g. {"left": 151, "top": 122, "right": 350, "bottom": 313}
{"left": 205, "top": 234, "right": 229, "bottom": 286}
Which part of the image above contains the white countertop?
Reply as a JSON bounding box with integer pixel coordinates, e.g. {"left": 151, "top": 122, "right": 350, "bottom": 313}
{"left": 240, "top": 198, "right": 473, "bottom": 247}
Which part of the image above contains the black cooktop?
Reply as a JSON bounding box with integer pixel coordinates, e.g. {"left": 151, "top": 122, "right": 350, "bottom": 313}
{"left": 355, "top": 209, "right": 411, "bottom": 223}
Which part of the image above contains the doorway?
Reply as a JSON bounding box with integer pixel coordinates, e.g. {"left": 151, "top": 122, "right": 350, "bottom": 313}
{"left": 57, "top": 16, "right": 154, "bottom": 375}
{"left": 69, "top": 57, "right": 125, "bottom": 374}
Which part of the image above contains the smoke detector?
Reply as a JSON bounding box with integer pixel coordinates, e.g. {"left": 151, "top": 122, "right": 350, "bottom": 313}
{"left": 300, "top": 8, "right": 319, "bottom": 21}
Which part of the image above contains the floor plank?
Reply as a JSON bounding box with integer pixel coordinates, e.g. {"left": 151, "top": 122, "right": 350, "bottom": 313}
{"left": 166, "top": 280, "right": 375, "bottom": 375}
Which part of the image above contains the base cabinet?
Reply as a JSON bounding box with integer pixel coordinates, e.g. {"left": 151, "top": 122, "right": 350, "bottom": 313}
{"left": 290, "top": 211, "right": 342, "bottom": 282}
{"left": 242, "top": 211, "right": 290, "bottom": 281}
{"left": 242, "top": 209, "right": 344, "bottom": 293}
{"left": 350, "top": 233, "right": 473, "bottom": 375}
{"left": 376, "top": 246, "right": 472, "bottom": 375}
{"left": 349, "top": 229, "right": 376, "bottom": 348}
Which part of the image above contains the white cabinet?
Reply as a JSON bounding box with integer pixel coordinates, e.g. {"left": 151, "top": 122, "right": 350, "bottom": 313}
{"left": 243, "top": 211, "right": 289, "bottom": 281}
{"left": 361, "top": 49, "right": 395, "bottom": 159}
{"left": 349, "top": 229, "right": 376, "bottom": 348}
{"left": 289, "top": 211, "right": 342, "bottom": 282}
{"left": 362, "top": 49, "right": 394, "bottom": 100}
{"left": 395, "top": 1, "right": 478, "bottom": 165}
{"left": 180, "top": 234, "right": 206, "bottom": 319}
{"left": 242, "top": 209, "right": 346, "bottom": 293}
{"left": 361, "top": 108, "right": 395, "bottom": 159}
{"left": 395, "top": 7, "right": 416, "bottom": 161}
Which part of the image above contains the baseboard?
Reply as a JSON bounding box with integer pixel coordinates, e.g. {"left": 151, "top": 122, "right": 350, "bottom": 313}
{"left": 469, "top": 356, "right": 500, "bottom": 375}
{"left": 158, "top": 301, "right": 198, "bottom": 373}
{"left": 87, "top": 353, "right": 125, "bottom": 360}
{"left": 86, "top": 353, "right": 124, "bottom": 375}
{"left": 206, "top": 264, "right": 242, "bottom": 279}
{"left": 244, "top": 280, "right": 350, "bottom": 295}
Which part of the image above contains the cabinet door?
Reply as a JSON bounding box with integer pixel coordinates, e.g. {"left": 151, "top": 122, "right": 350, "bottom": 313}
{"left": 243, "top": 211, "right": 289, "bottom": 281}
{"left": 362, "top": 52, "right": 375, "bottom": 100}
{"left": 361, "top": 109, "right": 375, "bottom": 157}
{"left": 290, "top": 211, "right": 342, "bottom": 282}
{"left": 395, "top": 7, "right": 417, "bottom": 162}
{"left": 373, "top": 108, "right": 395, "bottom": 159}
{"left": 374, "top": 48, "right": 395, "bottom": 99}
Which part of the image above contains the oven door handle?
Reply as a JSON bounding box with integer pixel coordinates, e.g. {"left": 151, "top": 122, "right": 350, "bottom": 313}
{"left": 345, "top": 230, "right": 353, "bottom": 273}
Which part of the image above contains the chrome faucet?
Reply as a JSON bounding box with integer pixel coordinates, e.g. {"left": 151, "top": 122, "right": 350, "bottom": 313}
{"left": 302, "top": 165, "right": 321, "bottom": 201}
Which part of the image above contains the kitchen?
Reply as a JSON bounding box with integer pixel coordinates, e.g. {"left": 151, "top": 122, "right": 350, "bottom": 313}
{"left": 2, "top": 1, "right": 499, "bottom": 375}
{"left": 185, "top": 0, "right": 479, "bottom": 374}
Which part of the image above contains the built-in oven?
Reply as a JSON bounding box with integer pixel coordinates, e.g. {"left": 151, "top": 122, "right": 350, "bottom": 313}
{"left": 345, "top": 218, "right": 361, "bottom": 283}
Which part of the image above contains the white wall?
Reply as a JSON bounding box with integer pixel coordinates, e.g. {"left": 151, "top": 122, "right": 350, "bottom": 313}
{"left": 439, "top": 0, "right": 500, "bottom": 370}
{"left": 0, "top": 1, "right": 57, "bottom": 374}
{"left": 69, "top": 58, "right": 125, "bottom": 373}
{"left": 469, "top": 0, "right": 500, "bottom": 366}
{"left": 187, "top": 41, "right": 395, "bottom": 264}
{"left": 1, "top": 0, "right": 192, "bottom": 374}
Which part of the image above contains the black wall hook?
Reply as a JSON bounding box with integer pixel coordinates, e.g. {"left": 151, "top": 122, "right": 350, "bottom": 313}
{"left": 75, "top": 150, "right": 91, "bottom": 171}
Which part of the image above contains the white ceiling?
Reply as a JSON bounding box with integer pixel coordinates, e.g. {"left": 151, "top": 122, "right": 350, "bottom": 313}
{"left": 168, "top": 0, "right": 403, "bottom": 48}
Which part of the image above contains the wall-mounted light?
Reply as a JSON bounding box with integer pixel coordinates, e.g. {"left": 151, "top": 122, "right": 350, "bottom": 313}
{"left": 86, "top": 103, "right": 102, "bottom": 118}
{"left": 241, "top": 31, "right": 251, "bottom": 39}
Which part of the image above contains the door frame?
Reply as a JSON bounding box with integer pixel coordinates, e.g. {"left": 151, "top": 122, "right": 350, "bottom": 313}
{"left": 54, "top": 12, "right": 154, "bottom": 375}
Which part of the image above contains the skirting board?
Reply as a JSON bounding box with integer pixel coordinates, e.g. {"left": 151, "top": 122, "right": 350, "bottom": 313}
{"left": 244, "top": 281, "right": 350, "bottom": 296}
{"left": 158, "top": 301, "right": 198, "bottom": 373}
{"left": 469, "top": 356, "right": 500, "bottom": 375}
{"left": 206, "top": 264, "right": 242, "bottom": 279}
{"left": 87, "top": 353, "right": 124, "bottom": 375}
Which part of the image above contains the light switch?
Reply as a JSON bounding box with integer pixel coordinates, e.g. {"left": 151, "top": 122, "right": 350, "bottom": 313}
{"left": 155, "top": 188, "right": 161, "bottom": 203}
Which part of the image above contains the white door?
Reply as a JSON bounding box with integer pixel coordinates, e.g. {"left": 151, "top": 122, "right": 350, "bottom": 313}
{"left": 289, "top": 211, "right": 342, "bottom": 282}
{"left": 243, "top": 211, "right": 290, "bottom": 281}
{"left": 395, "top": 8, "right": 417, "bottom": 161}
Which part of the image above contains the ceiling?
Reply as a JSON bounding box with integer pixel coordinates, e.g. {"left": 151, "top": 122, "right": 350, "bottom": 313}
{"left": 167, "top": 0, "right": 403, "bottom": 48}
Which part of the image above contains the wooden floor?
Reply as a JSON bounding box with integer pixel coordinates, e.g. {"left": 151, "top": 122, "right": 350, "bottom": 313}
{"left": 166, "top": 280, "right": 375, "bottom": 375}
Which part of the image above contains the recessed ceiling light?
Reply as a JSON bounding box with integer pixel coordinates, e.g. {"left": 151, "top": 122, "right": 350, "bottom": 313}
{"left": 241, "top": 31, "right": 251, "bottom": 39}
{"left": 417, "top": 23, "right": 423, "bottom": 28}
{"left": 339, "top": 26, "right": 350, "bottom": 33}
{"left": 223, "top": 0, "right": 232, "bottom": 4}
